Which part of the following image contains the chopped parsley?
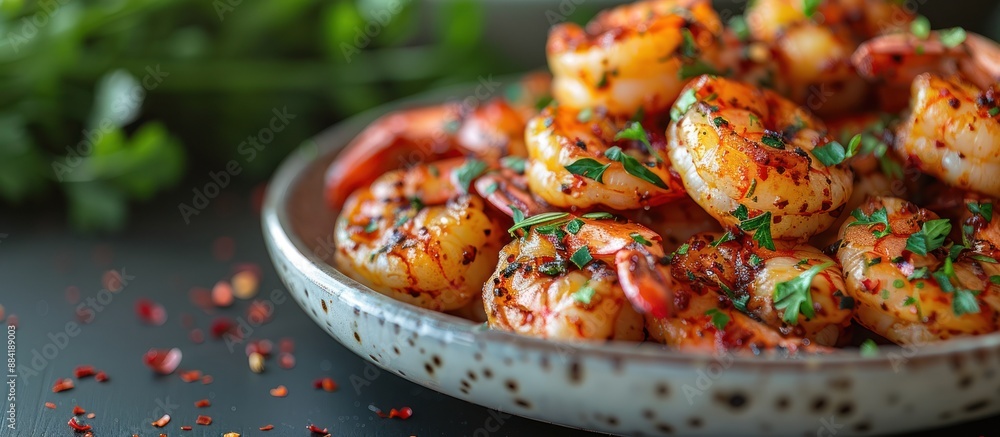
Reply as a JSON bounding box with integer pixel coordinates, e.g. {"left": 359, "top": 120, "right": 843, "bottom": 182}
{"left": 868, "top": 257, "right": 883, "bottom": 267}
{"left": 859, "top": 339, "right": 879, "bottom": 357}
{"left": 500, "top": 156, "right": 527, "bottom": 174}
{"left": 939, "top": 27, "right": 967, "bottom": 48}
{"left": 577, "top": 107, "right": 593, "bottom": 123}
{"left": 749, "top": 253, "right": 763, "bottom": 266}
{"left": 676, "top": 243, "right": 691, "bottom": 255}
{"left": 539, "top": 261, "right": 567, "bottom": 276}
{"left": 705, "top": 308, "right": 731, "bottom": 330}
{"left": 728, "top": 15, "right": 749, "bottom": 41}
{"left": 711, "top": 231, "right": 735, "bottom": 247}
{"left": 910, "top": 15, "right": 931, "bottom": 39}
{"left": 573, "top": 281, "right": 597, "bottom": 304}
{"left": 893, "top": 279, "right": 905, "bottom": 288}
{"left": 565, "top": 158, "right": 611, "bottom": 183}
{"left": 733, "top": 205, "right": 775, "bottom": 250}
{"left": 614, "top": 121, "right": 664, "bottom": 163}
{"left": 848, "top": 207, "right": 892, "bottom": 238}
{"left": 908, "top": 266, "right": 929, "bottom": 280}
{"left": 761, "top": 133, "right": 785, "bottom": 149}
{"left": 679, "top": 60, "right": 720, "bottom": 80}
{"left": 566, "top": 219, "right": 584, "bottom": 234}
{"left": 570, "top": 246, "right": 593, "bottom": 269}
{"left": 953, "top": 289, "right": 981, "bottom": 316}
{"left": 990, "top": 275, "right": 1000, "bottom": 285}
{"left": 802, "top": 0, "right": 821, "bottom": 18}
{"left": 604, "top": 146, "right": 669, "bottom": 189}
{"left": 713, "top": 116, "right": 729, "bottom": 127}
{"left": 670, "top": 88, "right": 699, "bottom": 122}
{"left": 364, "top": 219, "right": 378, "bottom": 233}
{"left": 903, "top": 296, "right": 918, "bottom": 306}
{"left": 813, "top": 134, "right": 862, "bottom": 166}
{"left": 483, "top": 182, "right": 499, "bottom": 196}
{"left": 630, "top": 232, "right": 653, "bottom": 246}
{"left": 967, "top": 201, "right": 993, "bottom": 222}
{"left": 905, "top": 218, "right": 951, "bottom": 255}
{"left": 454, "top": 159, "right": 487, "bottom": 193}
{"left": 773, "top": 261, "right": 833, "bottom": 324}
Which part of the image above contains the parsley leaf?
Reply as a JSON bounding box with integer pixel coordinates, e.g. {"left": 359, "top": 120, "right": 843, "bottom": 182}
{"left": 728, "top": 16, "right": 750, "bottom": 41}
{"left": 566, "top": 219, "right": 584, "bottom": 234}
{"left": 679, "top": 60, "right": 720, "bottom": 80}
{"left": 705, "top": 308, "right": 731, "bottom": 330}
{"left": 813, "top": 134, "right": 862, "bottom": 166}
{"left": 539, "top": 261, "right": 567, "bottom": 276}
{"left": 903, "top": 296, "right": 917, "bottom": 306}
{"left": 670, "top": 88, "right": 699, "bottom": 122}
{"left": 565, "top": 158, "right": 611, "bottom": 183}
{"left": 911, "top": 15, "right": 931, "bottom": 39}
{"left": 500, "top": 156, "right": 527, "bottom": 174}
{"left": 570, "top": 246, "right": 593, "bottom": 269}
{"left": 773, "top": 261, "right": 833, "bottom": 324}
{"left": 573, "top": 281, "right": 597, "bottom": 304}
{"left": 967, "top": 201, "right": 993, "bottom": 223}
{"left": 676, "top": 243, "right": 690, "bottom": 255}
{"left": 990, "top": 275, "right": 1000, "bottom": 285}
{"left": 453, "top": 159, "right": 487, "bottom": 193}
{"left": 802, "top": 0, "right": 821, "bottom": 18}
{"left": 905, "top": 219, "right": 951, "bottom": 255}
{"left": 859, "top": 339, "right": 879, "bottom": 357}
{"left": 749, "top": 253, "right": 763, "bottom": 266}
{"left": 848, "top": 207, "right": 892, "bottom": 238}
{"left": 711, "top": 231, "right": 735, "bottom": 247}
{"left": 736, "top": 209, "right": 775, "bottom": 251}
{"left": 614, "top": 121, "right": 664, "bottom": 163}
{"left": 604, "top": 146, "right": 669, "bottom": 189}
{"left": 510, "top": 205, "right": 525, "bottom": 224}
{"left": 761, "top": 133, "right": 785, "bottom": 149}
{"left": 953, "top": 289, "right": 981, "bottom": 316}
{"left": 908, "top": 266, "right": 929, "bottom": 280}
{"left": 939, "top": 27, "right": 967, "bottom": 48}
{"left": 364, "top": 219, "right": 378, "bottom": 233}
{"left": 577, "top": 108, "right": 593, "bottom": 123}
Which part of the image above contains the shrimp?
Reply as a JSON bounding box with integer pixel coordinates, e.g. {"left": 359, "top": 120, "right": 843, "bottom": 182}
{"left": 484, "top": 214, "right": 673, "bottom": 340}
{"left": 325, "top": 73, "right": 551, "bottom": 208}
{"left": 624, "top": 196, "right": 722, "bottom": 251}
{"left": 670, "top": 233, "right": 854, "bottom": 346}
{"left": 547, "top": 0, "right": 724, "bottom": 116}
{"left": 894, "top": 73, "right": 1000, "bottom": 197}
{"left": 836, "top": 196, "right": 999, "bottom": 345}
{"left": 334, "top": 158, "right": 505, "bottom": 311}
{"left": 525, "top": 104, "right": 687, "bottom": 211}
{"left": 741, "top": 0, "right": 912, "bottom": 116}
{"left": 667, "top": 75, "right": 854, "bottom": 242}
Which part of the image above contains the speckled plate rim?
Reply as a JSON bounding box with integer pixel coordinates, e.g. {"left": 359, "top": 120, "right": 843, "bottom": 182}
{"left": 262, "top": 78, "right": 1000, "bottom": 370}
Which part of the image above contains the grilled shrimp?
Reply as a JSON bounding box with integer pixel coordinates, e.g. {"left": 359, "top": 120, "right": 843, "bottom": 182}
{"left": 525, "top": 105, "right": 687, "bottom": 211}
{"left": 836, "top": 197, "right": 999, "bottom": 345}
{"left": 667, "top": 75, "right": 854, "bottom": 241}
{"left": 335, "top": 158, "right": 505, "bottom": 311}
{"left": 547, "top": 0, "right": 724, "bottom": 116}
{"left": 742, "top": 0, "right": 912, "bottom": 115}
{"left": 625, "top": 196, "right": 722, "bottom": 251}
{"left": 670, "top": 233, "right": 854, "bottom": 346}
{"left": 325, "top": 73, "right": 551, "bottom": 207}
{"left": 484, "top": 214, "right": 673, "bottom": 340}
{"left": 894, "top": 74, "right": 1000, "bottom": 197}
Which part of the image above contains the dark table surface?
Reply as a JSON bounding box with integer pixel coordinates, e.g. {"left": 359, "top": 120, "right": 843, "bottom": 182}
{"left": 3, "top": 187, "right": 1000, "bottom": 437}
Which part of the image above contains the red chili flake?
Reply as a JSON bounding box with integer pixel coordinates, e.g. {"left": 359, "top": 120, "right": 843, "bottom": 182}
{"left": 245, "top": 339, "right": 273, "bottom": 357}
{"left": 259, "top": 424, "right": 274, "bottom": 431}
{"left": 213, "top": 236, "right": 236, "bottom": 262}
{"left": 102, "top": 269, "right": 124, "bottom": 292}
{"left": 210, "top": 317, "right": 236, "bottom": 338}
{"left": 196, "top": 415, "right": 213, "bottom": 425}
{"left": 181, "top": 425, "right": 193, "bottom": 431}
{"left": 194, "top": 399, "right": 211, "bottom": 408}
{"left": 189, "top": 287, "right": 214, "bottom": 313}
{"left": 179, "top": 369, "right": 202, "bottom": 383}
{"left": 143, "top": 347, "right": 183, "bottom": 375}
{"left": 86, "top": 413, "right": 96, "bottom": 419}
{"left": 370, "top": 405, "right": 413, "bottom": 420}
{"left": 151, "top": 414, "right": 171, "bottom": 427}
{"left": 313, "top": 377, "right": 337, "bottom": 392}
{"left": 74, "top": 365, "right": 96, "bottom": 379}
{"left": 279, "top": 353, "right": 295, "bottom": 369}
{"left": 201, "top": 375, "right": 214, "bottom": 384}
{"left": 94, "top": 371, "right": 109, "bottom": 382}
{"left": 212, "top": 281, "right": 234, "bottom": 307}
{"left": 269, "top": 385, "right": 287, "bottom": 397}
{"left": 246, "top": 300, "right": 272, "bottom": 324}
{"left": 52, "top": 378, "right": 74, "bottom": 393}
{"left": 190, "top": 328, "right": 205, "bottom": 344}
{"left": 68, "top": 417, "right": 92, "bottom": 431}
{"left": 861, "top": 278, "right": 881, "bottom": 292}
{"left": 73, "top": 405, "right": 86, "bottom": 415}
{"left": 44, "top": 402, "right": 56, "bottom": 409}
{"left": 66, "top": 286, "right": 81, "bottom": 304}
{"left": 135, "top": 298, "right": 168, "bottom": 325}
{"left": 279, "top": 337, "right": 294, "bottom": 354}
{"left": 306, "top": 424, "right": 328, "bottom": 434}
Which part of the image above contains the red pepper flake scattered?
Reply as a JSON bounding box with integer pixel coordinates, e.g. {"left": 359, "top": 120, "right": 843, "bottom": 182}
{"left": 74, "top": 365, "right": 96, "bottom": 379}
{"left": 213, "top": 236, "right": 235, "bottom": 262}
{"left": 306, "top": 424, "right": 329, "bottom": 434}
{"left": 52, "top": 378, "right": 74, "bottom": 393}
{"left": 269, "top": 385, "right": 288, "bottom": 397}
{"left": 181, "top": 425, "right": 193, "bottom": 431}
{"left": 196, "top": 415, "right": 213, "bottom": 425}
{"left": 279, "top": 337, "right": 294, "bottom": 353}
{"left": 245, "top": 339, "right": 273, "bottom": 357}
{"left": 212, "top": 281, "right": 234, "bottom": 307}
{"left": 95, "top": 371, "right": 109, "bottom": 382}
{"left": 246, "top": 300, "right": 272, "bottom": 324}
{"left": 87, "top": 413, "right": 96, "bottom": 419}
{"left": 201, "top": 375, "right": 213, "bottom": 384}
{"left": 313, "top": 377, "right": 337, "bottom": 392}
{"left": 371, "top": 405, "right": 413, "bottom": 420}
{"left": 44, "top": 402, "right": 56, "bottom": 409}
{"left": 259, "top": 424, "right": 274, "bottom": 431}
{"left": 143, "top": 348, "right": 183, "bottom": 375}
{"left": 151, "top": 414, "right": 171, "bottom": 427}
{"left": 66, "top": 286, "right": 81, "bottom": 304}
{"left": 102, "top": 269, "right": 124, "bottom": 292}
{"left": 279, "top": 353, "right": 295, "bottom": 369}
{"left": 68, "top": 416, "right": 92, "bottom": 431}
{"left": 194, "top": 399, "right": 211, "bottom": 408}
{"left": 73, "top": 405, "right": 86, "bottom": 415}
{"left": 189, "top": 328, "right": 205, "bottom": 344}
{"left": 179, "top": 369, "right": 202, "bottom": 383}
{"left": 135, "top": 298, "right": 168, "bottom": 325}
{"left": 210, "top": 317, "right": 236, "bottom": 338}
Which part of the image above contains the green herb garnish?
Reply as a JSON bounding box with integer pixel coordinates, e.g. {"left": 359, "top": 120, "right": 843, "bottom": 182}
{"left": 773, "top": 261, "right": 833, "bottom": 324}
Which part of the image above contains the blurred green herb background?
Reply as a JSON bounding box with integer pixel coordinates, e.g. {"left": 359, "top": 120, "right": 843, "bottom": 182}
{"left": 2, "top": 0, "right": 998, "bottom": 231}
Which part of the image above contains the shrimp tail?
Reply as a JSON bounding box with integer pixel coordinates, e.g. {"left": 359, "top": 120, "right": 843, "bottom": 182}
{"left": 616, "top": 247, "right": 674, "bottom": 318}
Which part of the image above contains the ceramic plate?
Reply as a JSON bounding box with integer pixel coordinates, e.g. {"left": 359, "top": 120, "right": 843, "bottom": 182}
{"left": 262, "top": 81, "right": 1000, "bottom": 436}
